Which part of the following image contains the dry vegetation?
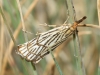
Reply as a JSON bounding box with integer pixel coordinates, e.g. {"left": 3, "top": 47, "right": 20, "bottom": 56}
{"left": 0, "top": 0, "right": 100, "bottom": 75}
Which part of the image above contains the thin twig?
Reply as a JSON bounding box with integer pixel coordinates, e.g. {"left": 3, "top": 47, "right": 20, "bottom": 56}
{"left": 8, "top": 55, "right": 19, "bottom": 75}
{"left": 48, "top": 47, "right": 64, "bottom": 75}
{"left": 73, "top": 31, "right": 84, "bottom": 75}
{"left": 16, "top": 0, "right": 28, "bottom": 41}
{"left": 97, "top": 1, "right": 100, "bottom": 74}
{"left": 97, "top": 0, "right": 100, "bottom": 26}
{"left": 39, "top": 23, "right": 100, "bottom": 29}
{"left": 0, "top": 10, "right": 4, "bottom": 75}
{"left": 78, "top": 24, "right": 100, "bottom": 29}
{"left": 0, "top": 7, "right": 17, "bottom": 75}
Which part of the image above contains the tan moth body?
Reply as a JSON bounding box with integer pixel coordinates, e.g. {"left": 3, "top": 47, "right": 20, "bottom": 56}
{"left": 16, "top": 16, "right": 86, "bottom": 64}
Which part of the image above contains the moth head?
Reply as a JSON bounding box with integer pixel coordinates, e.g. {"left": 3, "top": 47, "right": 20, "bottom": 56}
{"left": 16, "top": 44, "right": 26, "bottom": 56}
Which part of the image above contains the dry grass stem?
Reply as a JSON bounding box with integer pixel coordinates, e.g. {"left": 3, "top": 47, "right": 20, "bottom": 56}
{"left": 83, "top": 43, "right": 95, "bottom": 68}
{"left": 97, "top": 0, "right": 100, "bottom": 26}
{"left": 0, "top": 2, "right": 4, "bottom": 74}
{"left": 8, "top": 55, "right": 19, "bottom": 74}
{"left": 1, "top": 0, "right": 38, "bottom": 75}
{"left": 78, "top": 24, "right": 100, "bottom": 29}
{"left": 24, "top": 0, "right": 39, "bottom": 19}
{"left": 0, "top": 15, "right": 4, "bottom": 75}
{"left": 16, "top": 0, "right": 26, "bottom": 31}
{"left": 16, "top": 0, "right": 28, "bottom": 41}
{"left": 99, "top": 58, "right": 100, "bottom": 66}
{"left": 40, "top": 23, "right": 100, "bottom": 29}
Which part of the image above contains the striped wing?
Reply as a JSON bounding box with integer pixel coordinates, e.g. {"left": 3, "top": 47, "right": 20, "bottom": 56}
{"left": 16, "top": 25, "right": 74, "bottom": 64}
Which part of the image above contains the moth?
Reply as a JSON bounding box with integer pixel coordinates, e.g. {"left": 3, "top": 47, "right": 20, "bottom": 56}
{"left": 16, "top": 16, "right": 86, "bottom": 64}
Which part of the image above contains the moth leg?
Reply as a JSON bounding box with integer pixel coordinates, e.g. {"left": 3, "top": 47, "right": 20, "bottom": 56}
{"left": 63, "top": 16, "right": 69, "bottom": 25}
{"left": 39, "top": 23, "right": 57, "bottom": 28}
{"left": 22, "top": 29, "right": 34, "bottom": 34}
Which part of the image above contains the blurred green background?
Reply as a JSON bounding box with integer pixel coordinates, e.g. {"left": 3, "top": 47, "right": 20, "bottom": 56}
{"left": 0, "top": 0, "right": 100, "bottom": 75}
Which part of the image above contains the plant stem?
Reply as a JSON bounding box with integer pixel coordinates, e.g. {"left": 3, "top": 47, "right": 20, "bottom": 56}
{"left": 48, "top": 47, "right": 64, "bottom": 75}
{"left": 73, "top": 30, "right": 86, "bottom": 75}
{"left": 31, "top": 62, "right": 38, "bottom": 75}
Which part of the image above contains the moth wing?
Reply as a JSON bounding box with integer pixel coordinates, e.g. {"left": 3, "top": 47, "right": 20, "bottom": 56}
{"left": 17, "top": 25, "right": 70, "bottom": 63}
{"left": 17, "top": 38, "right": 38, "bottom": 61}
